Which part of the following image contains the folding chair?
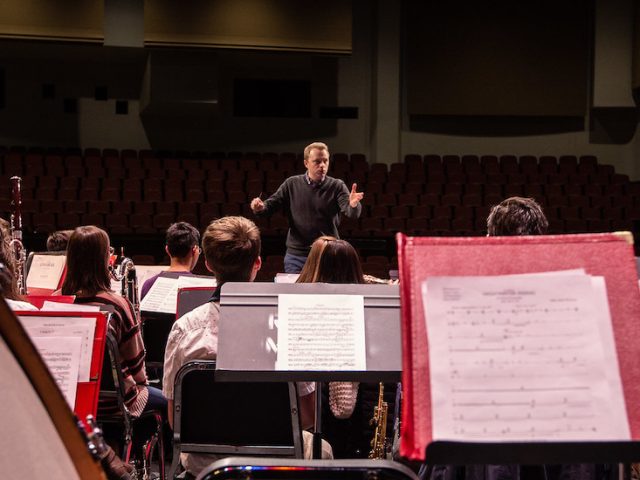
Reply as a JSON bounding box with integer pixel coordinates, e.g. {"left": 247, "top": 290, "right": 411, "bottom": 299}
{"left": 169, "top": 360, "right": 303, "bottom": 479}
{"left": 100, "top": 326, "right": 165, "bottom": 479}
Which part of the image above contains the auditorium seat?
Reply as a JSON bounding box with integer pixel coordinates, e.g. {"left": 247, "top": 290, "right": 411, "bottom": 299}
{"left": 384, "top": 217, "right": 406, "bottom": 233}
{"left": 406, "top": 217, "right": 428, "bottom": 235}
{"left": 403, "top": 182, "right": 424, "bottom": 195}
{"left": 132, "top": 201, "right": 154, "bottom": 215}
{"left": 461, "top": 193, "right": 483, "bottom": 208}
{"left": 567, "top": 195, "right": 589, "bottom": 208}
{"left": 81, "top": 213, "right": 105, "bottom": 227}
{"left": 518, "top": 155, "right": 538, "bottom": 175}
{"left": 57, "top": 213, "right": 80, "bottom": 229}
{"left": 419, "top": 193, "right": 439, "bottom": 207}
{"left": 503, "top": 184, "right": 524, "bottom": 197}
{"left": 64, "top": 200, "right": 88, "bottom": 213}
{"left": 404, "top": 154, "right": 422, "bottom": 170}
{"left": 412, "top": 205, "right": 431, "bottom": 218}
{"left": 499, "top": 155, "right": 519, "bottom": 174}
{"left": 538, "top": 156, "right": 558, "bottom": 174}
{"left": 57, "top": 188, "right": 78, "bottom": 201}
{"left": 389, "top": 205, "right": 410, "bottom": 218}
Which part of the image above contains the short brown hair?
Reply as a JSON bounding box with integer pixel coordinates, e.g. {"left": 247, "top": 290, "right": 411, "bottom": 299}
{"left": 46, "top": 229, "right": 74, "bottom": 252}
{"left": 303, "top": 142, "right": 329, "bottom": 160}
{"left": 202, "top": 216, "right": 261, "bottom": 284}
{"left": 487, "top": 197, "right": 549, "bottom": 236}
{"left": 61, "top": 226, "right": 112, "bottom": 296}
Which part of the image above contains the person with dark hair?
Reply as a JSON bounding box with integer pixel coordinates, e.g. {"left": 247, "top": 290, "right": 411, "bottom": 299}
{"left": 60, "top": 226, "right": 165, "bottom": 418}
{"left": 140, "top": 222, "right": 201, "bottom": 299}
{"left": 249, "top": 142, "right": 364, "bottom": 273}
{"left": 46, "top": 229, "right": 74, "bottom": 252}
{"left": 486, "top": 196, "right": 549, "bottom": 236}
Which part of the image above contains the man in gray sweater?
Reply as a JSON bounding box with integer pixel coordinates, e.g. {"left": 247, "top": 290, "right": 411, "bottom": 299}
{"left": 250, "top": 142, "right": 364, "bottom": 273}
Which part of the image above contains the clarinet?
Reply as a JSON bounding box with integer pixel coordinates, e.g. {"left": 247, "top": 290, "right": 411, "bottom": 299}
{"left": 9, "top": 176, "right": 27, "bottom": 295}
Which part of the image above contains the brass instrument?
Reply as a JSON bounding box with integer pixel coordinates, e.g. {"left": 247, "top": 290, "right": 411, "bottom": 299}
{"left": 9, "top": 176, "right": 27, "bottom": 295}
{"left": 109, "top": 248, "right": 140, "bottom": 321}
{"left": 368, "top": 382, "right": 389, "bottom": 459}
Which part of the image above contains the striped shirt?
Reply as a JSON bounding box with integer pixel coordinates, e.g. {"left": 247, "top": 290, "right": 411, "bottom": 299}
{"left": 76, "top": 291, "right": 149, "bottom": 417}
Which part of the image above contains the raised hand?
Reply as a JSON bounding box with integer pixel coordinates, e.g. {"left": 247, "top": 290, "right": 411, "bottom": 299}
{"left": 250, "top": 197, "right": 265, "bottom": 213}
{"left": 349, "top": 183, "right": 364, "bottom": 208}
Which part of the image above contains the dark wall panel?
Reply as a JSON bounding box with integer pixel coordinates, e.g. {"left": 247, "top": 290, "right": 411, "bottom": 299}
{"left": 405, "top": 1, "right": 589, "bottom": 117}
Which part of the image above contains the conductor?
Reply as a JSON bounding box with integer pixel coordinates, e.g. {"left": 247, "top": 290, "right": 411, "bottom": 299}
{"left": 250, "top": 142, "right": 364, "bottom": 273}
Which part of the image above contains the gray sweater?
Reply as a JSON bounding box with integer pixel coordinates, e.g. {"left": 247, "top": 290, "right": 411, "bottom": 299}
{"left": 257, "top": 174, "right": 362, "bottom": 256}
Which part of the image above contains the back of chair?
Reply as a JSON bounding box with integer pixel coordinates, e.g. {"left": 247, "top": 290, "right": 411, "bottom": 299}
{"left": 174, "top": 360, "right": 303, "bottom": 458}
{"left": 141, "top": 311, "right": 176, "bottom": 369}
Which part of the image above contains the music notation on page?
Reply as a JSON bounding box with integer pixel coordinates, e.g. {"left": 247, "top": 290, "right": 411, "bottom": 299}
{"left": 422, "top": 271, "right": 630, "bottom": 442}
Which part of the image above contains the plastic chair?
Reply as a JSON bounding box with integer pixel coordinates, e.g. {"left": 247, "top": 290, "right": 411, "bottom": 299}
{"left": 169, "top": 360, "right": 303, "bottom": 479}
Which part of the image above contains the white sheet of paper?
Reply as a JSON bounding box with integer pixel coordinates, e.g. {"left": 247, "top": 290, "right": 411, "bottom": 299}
{"left": 422, "top": 273, "right": 629, "bottom": 441}
{"left": 140, "top": 275, "right": 216, "bottom": 314}
{"left": 32, "top": 335, "right": 82, "bottom": 409}
{"left": 19, "top": 315, "right": 96, "bottom": 382}
{"left": 275, "top": 273, "right": 300, "bottom": 283}
{"left": 276, "top": 294, "right": 366, "bottom": 371}
{"left": 136, "top": 265, "right": 168, "bottom": 288}
{"left": 26, "top": 254, "right": 66, "bottom": 290}
{"left": 41, "top": 301, "right": 100, "bottom": 312}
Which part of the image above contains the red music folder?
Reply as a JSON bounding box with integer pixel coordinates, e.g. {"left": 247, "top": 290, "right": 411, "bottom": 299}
{"left": 397, "top": 232, "right": 640, "bottom": 461}
{"left": 17, "top": 311, "right": 108, "bottom": 423}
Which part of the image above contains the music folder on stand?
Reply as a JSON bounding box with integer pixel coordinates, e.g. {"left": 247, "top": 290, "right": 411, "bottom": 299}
{"left": 216, "top": 282, "right": 402, "bottom": 459}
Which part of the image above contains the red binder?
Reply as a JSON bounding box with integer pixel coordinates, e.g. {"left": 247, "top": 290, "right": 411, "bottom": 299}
{"left": 396, "top": 232, "right": 640, "bottom": 461}
{"left": 17, "top": 311, "right": 108, "bottom": 423}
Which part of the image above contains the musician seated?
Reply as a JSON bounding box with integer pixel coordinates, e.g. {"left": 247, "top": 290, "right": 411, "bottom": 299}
{"left": 60, "top": 226, "right": 167, "bottom": 420}
{"left": 46, "top": 229, "right": 74, "bottom": 252}
{"left": 0, "top": 227, "right": 37, "bottom": 311}
{"left": 140, "top": 222, "right": 201, "bottom": 299}
{"left": 297, "top": 236, "right": 396, "bottom": 459}
{"left": 163, "top": 216, "right": 332, "bottom": 479}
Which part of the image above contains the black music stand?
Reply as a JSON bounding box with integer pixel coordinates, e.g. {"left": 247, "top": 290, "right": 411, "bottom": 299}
{"left": 216, "top": 282, "right": 402, "bottom": 459}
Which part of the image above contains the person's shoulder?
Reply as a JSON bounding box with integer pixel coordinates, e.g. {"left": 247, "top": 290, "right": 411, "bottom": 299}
{"left": 326, "top": 176, "right": 347, "bottom": 189}
{"left": 285, "top": 174, "right": 306, "bottom": 184}
{"left": 142, "top": 273, "right": 160, "bottom": 288}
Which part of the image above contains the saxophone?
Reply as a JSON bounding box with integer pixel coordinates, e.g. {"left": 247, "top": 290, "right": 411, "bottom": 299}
{"left": 9, "top": 176, "right": 27, "bottom": 295}
{"left": 368, "top": 382, "right": 389, "bottom": 459}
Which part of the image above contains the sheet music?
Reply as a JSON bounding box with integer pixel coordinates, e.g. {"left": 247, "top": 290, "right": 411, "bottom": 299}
{"left": 276, "top": 294, "right": 366, "bottom": 371}
{"left": 19, "top": 315, "right": 96, "bottom": 382}
{"left": 422, "top": 273, "right": 629, "bottom": 441}
{"left": 26, "top": 254, "right": 66, "bottom": 290}
{"left": 32, "top": 335, "right": 82, "bottom": 409}
{"left": 136, "top": 265, "right": 168, "bottom": 287}
{"left": 140, "top": 275, "right": 216, "bottom": 314}
{"left": 41, "top": 301, "right": 100, "bottom": 312}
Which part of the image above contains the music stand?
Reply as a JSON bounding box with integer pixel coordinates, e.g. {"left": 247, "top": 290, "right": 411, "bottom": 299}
{"left": 396, "top": 232, "right": 640, "bottom": 465}
{"left": 216, "top": 282, "right": 402, "bottom": 459}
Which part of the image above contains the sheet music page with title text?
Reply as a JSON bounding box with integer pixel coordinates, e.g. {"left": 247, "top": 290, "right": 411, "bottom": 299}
{"left": 276, "top": 294, "right": 366, "bottom": 371}
{"left": 422, "top": 273, "right": 629, "bottom": 441}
